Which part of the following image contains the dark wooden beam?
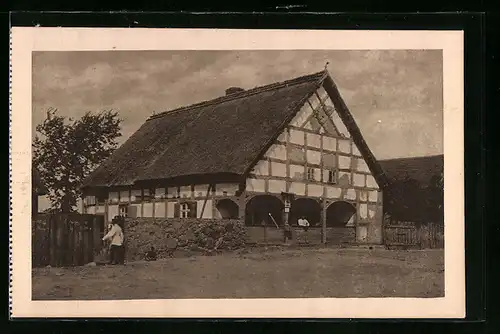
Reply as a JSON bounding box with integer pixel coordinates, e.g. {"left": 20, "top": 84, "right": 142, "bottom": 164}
{"left": 322, "top": 74, "right": 389, "bottom": 188}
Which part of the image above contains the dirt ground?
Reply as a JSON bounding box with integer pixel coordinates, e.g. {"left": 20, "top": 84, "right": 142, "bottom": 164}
{"left": 32, "top": 247, "right": 444, "bottom": 300}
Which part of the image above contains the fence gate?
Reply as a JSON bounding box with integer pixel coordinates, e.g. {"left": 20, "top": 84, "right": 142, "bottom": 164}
{"left": 384, "top": 225, "right": 418, "bottom": 249}
{"left": 32, "top": 213, "right": 105, "bottom": 268}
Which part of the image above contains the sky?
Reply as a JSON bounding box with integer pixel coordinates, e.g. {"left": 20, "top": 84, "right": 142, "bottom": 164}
{"left": 32, "top": 50, "right": 443, "bottom": 160}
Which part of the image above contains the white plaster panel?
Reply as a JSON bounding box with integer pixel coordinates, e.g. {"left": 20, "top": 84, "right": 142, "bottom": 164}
{"left": 326, "top": 186, "right": 341, "bottom": 199}
{"left": 357, "top": 225, "right": 368, "bottom": 242}
{"left": 353, "top": 173, "right": 366, "bottom": 187}
{"left": 266, "top": 144, "right": 287, "bottom": 161}
{"left": 130, "top": 204, "right": 141, "bottom": 218}
{"left": 309, "top": 94, "right": 322, "bottom": 110}
{"left": 359, "top": 203, "right": 368, "bottom": 219}
{"left": 289, "top": 182, "right": 306, "bottom": 196}
{"left": 323, "top": 136, "right": 337, "bottom": 151}
{"left": 289, "top": 129, "right": 305, "bottom": 145}
{"left": 268, "top": 180, "right": 286, "bottom": 194}
{"left": 323, "top": 152, "right": 336, "bottom": 168}
{"left": 216, "top": 183, "right": 238, "bottom": 196}
{"left": 96, "top": 205, "right": 105, "bottom": 213}
{"left": 338, "top": 156, "right": 351, "bottom": 169}
{"left": 197, "top": 199, "right": 213, "bottom": 219}
{"left": 306, "top": 150, "right": 321, "bottom": 165}
{"left": 289, "top": 103, "right": 313, "bottom": 127}
{"left": 246, "top": 178, "right": 266, "bottom": 193}
{"left": 357, "top": 159, "right": 370, "bottom": 173}
{"left": 368, "top": 206, "right": 376, "bottom": 219}
{"left": 277, "top": 132, "right": 287, "bottom": 142}
{"left": 329, "top": 107, "right": 351, "bottom": 138}
{"left": 352, "top": 144, "right": 362, "bottom": 156}
{"left": 338, "top": 139, "right": 352, "bottom": 154}
{"left": 338, "top": 171, "right": 351, "bottom": 185}
{"left": 87, "top": 206, "right": 96, "bottom": 214}
{"left": 345, "top": 188, "right": 357, "bottom": 200}
{"left": 368, "top": 191, "right": 379, "bottom": 203}
{"left": 253, "top": 160, "right": 269, "bottom": 176}
{"left": 143, "top": 203, "right": 153, "bottom": 217}
{"left": 322, "top": 169, "right": 329, "bottom": 182}
{"left": 108, "top": 205, "right": 118, "bottom": 221}
{"left": 307, "top": 184, "right": 323, "bottom": 197}
{"left": 307, "top": 133, "right": 321, "bottom": 148}
{"left": 290, "top": 164, "right": 305, "bottom": 180}
{"left": 359, "top": 190, "right": 368, "bottom": 202}
{"left": 317, "top": 86, "right": 329, "bottom": 100}
{"left": 271, "top": 162, "right": 287, "bottom": 177}
{"left": 366, "top": 175, "right": 379, "bottom": 189}
{"left": 166, "top": 201, "right": 176, "bottom": 218}
{"left": 154, "top": 202, "right": 165, "bottom": 218}
{"left": 314, "top": 168, "right": 321, "bottom": 181}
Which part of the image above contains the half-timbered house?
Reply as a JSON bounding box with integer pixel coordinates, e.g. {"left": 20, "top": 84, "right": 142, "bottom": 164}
{"left": 81, "top": 69, "right": 389, "bottom": 245}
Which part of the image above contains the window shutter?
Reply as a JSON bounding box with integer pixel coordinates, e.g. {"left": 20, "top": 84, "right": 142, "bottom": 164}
{"left": 174, "top": 203, "right": 180, "bottom": 218}
{"left": 188, "top": 201, "right": 198, "bottom": 218}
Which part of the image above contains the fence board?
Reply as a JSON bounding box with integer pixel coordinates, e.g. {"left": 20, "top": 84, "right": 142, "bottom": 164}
{"left": 32, "top": 213, "right": 105, "bottom": 268}
{"left": 384, "top": 220, "right": 444, "bottom": 249}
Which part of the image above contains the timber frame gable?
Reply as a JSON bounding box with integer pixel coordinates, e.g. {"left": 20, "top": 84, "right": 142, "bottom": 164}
{"left": 243, "top": 69, "right": 389, "bottom": 190}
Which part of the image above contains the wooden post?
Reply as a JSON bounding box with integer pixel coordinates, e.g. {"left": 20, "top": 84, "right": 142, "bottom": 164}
{"left": 140, "top": 188, "right": 144, "bottom": 218}
{"left": 321, "top": 198, "right": 327, "bottom": 245}
{"left": 199, "top": 184, "right": 212, "bottom": 218}
{"left": 152, "top": 188, "right": 156, "bottom": 220}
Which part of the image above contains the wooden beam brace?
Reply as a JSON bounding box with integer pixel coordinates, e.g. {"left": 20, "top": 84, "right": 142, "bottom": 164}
{"left": 199, "top": 184, "right": 213, "bottom": 218}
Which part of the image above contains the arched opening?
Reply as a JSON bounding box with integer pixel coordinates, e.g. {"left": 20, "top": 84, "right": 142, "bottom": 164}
{"left": 289, "top": 198, "right": 321, "bottom": 227}
{"left": 326, "top": 201, "right": 357, "bottom": 227}
{"left": 245, "top": 195, "right": 284, "bottom": 226}
{"left": 216, "top": 199, "right": 239, "bottom": 219}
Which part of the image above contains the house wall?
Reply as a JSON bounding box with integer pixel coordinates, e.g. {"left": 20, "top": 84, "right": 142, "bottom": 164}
{"left": 84, "top": 182, "right": 240, "bottom": 222}
{"left": 245, "top": 84, "right": 383, "bottom": 244}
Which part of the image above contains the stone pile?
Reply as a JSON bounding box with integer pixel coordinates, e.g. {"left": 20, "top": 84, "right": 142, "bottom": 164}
{"left": 124, "top": 218, "right": 247, "bottom": 261}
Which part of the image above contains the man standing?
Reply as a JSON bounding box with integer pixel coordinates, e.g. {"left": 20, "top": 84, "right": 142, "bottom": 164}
{"left": 102, "top": 216, "right": 125, "bottom": 265}
{"left": 297, "top": 216, "right": 310, "bottom": 243}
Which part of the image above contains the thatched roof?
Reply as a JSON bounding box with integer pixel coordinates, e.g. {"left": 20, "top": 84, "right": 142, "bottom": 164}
{"left": 379, "top": 154, "right": 443, "bottom": 186}
{"left": 82, "top": 70, "right": 387, "bottom": 189}
{"left": 32, "top": 168, "right": 48, "bottom": 195}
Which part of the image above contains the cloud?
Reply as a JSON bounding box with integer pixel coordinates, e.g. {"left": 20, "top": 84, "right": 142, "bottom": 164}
{"left": 32, "top": 50, "right": 443, "bottom": 159}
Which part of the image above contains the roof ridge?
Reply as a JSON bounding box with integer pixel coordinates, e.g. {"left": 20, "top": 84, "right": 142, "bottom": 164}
{"left": 147, "top": 70, "right": 326, "bottom": 121}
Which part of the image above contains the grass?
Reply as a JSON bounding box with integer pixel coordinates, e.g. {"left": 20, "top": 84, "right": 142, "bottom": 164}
{"left": 32, "top": 247, "right": 444, "bottom": 300}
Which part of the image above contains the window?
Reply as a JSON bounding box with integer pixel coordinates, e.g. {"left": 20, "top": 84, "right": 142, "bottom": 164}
{"left": 96, "top": 194, "right": 107, "bottom": 204}
{"left": 85, "top": 196, "right": 96, "bottom": 206}
{"left": 327, "top": 170, "right": 337, "bottom": 184}
{"left": 143, "top": 188, "right": 154, "bottom": 202}
{"left": 307, "top": 167, "right": 316, "bottom": 181}
{"left": 180, "top": 203, "right": 190, "bottom": 218}
{"left": 119, "top": 204, "right": 128, "bottom": 217}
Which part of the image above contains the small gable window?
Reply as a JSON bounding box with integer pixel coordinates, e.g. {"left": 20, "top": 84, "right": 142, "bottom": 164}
{"left": 307, "top": 167, "right": 316, "bottom": 181}
{"left": 327, "top": 170, "right": 337, "bottom": 184}
{"left": 180, "top": 203, "right": 190, "bottom": 218}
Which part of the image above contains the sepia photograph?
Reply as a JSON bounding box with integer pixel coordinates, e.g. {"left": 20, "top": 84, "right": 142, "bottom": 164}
{"left": 10, "top": 28, "right": 464, "bottom": 318}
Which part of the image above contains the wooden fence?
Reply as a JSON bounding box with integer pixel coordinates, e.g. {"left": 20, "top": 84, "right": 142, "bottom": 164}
{"left": 32, "top": 213, "right": 105, "bottom": 268}
{"left": 384, "top": 221, "right": 444, "bottom": 249}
